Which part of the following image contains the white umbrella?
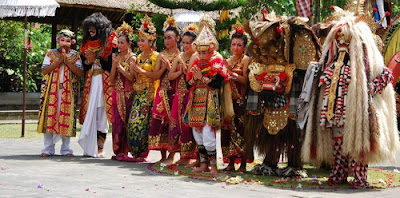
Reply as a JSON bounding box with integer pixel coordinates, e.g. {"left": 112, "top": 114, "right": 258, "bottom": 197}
{"left": 174, "top": 10, "right": 204, "bottom": 30}
{"left": 0, "top": 0, "right": 60, "bottom": 137}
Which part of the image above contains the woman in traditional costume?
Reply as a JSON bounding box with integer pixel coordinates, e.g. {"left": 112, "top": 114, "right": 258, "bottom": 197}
{"left": 79, "top": 12, "right": 114, "bottom": 158}
{"left": 221, "top": 21, "right": 252, "bottom": 172}
{"left": 186, "top": 25, "right": 232, "bottom": 175}
{"left": 148, "top": 16, "right": 181, "bottom": 164}
{"left": 301, "top": 7, "right": 398, "bottom": 187}
{"left": 38, "top": 30, "right": 83, "bottom": 157}
{"left": 168, "top": 23, "right": 199, "bottom": 166}
{"left": 127, "top": 15, "right": 161, "bottom": 161}
{"left": 109, "top": 22, "right": 136, "bottom": 160}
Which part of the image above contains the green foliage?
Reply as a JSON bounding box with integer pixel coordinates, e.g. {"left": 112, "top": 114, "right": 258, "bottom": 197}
{"left": 317, "top": 0, "right": 347, "bottom": 21}
{"left": 392, "top": 0, "right": 400, "bottom": 18}
{"left": 240, "top": 0, "right": 297, "bottom": 20}
{"left": 147, "top": 0, "right": 246, "bottom": 11}
{"left": 0, "top": 20, "right": 51, "bottom": 92}
{"left": 131, "top": 13, "right": 167, "bottom": 52}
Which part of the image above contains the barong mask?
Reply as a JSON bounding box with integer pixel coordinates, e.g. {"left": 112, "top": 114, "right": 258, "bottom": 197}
{"left": 246, "top": 10, "right": 320, "bottom": 94}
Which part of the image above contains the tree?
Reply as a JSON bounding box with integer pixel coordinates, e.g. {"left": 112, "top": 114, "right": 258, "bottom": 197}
{"left": 0, "top": 20, "right": 51, "bottom": 92}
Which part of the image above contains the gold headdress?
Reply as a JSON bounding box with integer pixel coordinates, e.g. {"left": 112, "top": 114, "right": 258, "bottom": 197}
{"left": 199, "top": 14, "right": 216, "bottom": 35}
{"left": 115, "top": 21, "right": 134, "bottom": 41}
{"left": 229, "top": 20, "right": 251, "bottom": 41}
{"left": 139, "top": 15, "right": 156, "bottom": 40}
{"left": 192, "top": 25, "right": 218, "bottom": 52}
{"left": 163, "top": 16, "right": 180, "bottom": 32}
{"left": 183, "top": 23, "right": 199, "bottom": 34}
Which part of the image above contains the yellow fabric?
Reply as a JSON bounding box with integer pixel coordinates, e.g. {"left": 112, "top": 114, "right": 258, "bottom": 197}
{"left": 385, "top": 28, "right": 400, "bottom": 65}
{"left": 136, "top": 51, "right": 159, "bottom": 93}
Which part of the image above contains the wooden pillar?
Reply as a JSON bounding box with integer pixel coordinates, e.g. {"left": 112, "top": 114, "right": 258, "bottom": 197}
{"left": 314, "top": 0, "right": 321, "bottom": 24}
{"left": 71, "top": 12, "right": 79, "bottom": 50}
{"left": 51, "top": 19, "right": 57, "bottom": 49}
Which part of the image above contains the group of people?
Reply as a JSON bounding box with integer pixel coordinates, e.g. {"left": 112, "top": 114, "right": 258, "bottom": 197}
{"left": 37, "top": 5, "right": 399, "bottom": 188}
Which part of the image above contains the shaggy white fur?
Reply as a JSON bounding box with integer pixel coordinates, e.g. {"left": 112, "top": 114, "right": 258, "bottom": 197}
{"left": 302, "top": 16, "right": 399, "bottom": 165}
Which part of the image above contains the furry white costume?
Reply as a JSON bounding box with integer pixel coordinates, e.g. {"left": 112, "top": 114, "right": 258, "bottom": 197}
{"left": 301, "top": 12, "right": 398, "bottom": 187}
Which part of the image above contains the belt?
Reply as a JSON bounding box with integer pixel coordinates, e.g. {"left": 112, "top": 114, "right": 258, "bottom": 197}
{"left": 92, "top": 68, "right": 103, "bottom": 76}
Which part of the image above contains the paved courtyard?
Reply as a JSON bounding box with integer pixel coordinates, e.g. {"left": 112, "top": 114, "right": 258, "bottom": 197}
{"left": 0, "top": 134, "right": 400, "bottom": 198}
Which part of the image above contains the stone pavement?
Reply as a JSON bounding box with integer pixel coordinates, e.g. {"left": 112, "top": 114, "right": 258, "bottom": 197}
{"left": 0, "top": 135, "right": 400, "bottom": 198}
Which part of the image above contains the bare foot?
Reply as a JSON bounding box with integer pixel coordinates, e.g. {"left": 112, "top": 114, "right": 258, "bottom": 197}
{"left": 192, "top": 163, "right": 209, "bottom": 173}
{"left": 155, "top": 158, "right": 167, "bottom": 164}
{"left": 163, "top": 158, "right": 174, "bottom": 165}
{"left": 224, "top": 163, "right": 235, "bottom": 171}
{"left": 40, "top": 153, "right": 49, "bottom": 157}
{"left": 185, "top": 160, "right": 200, "bottom": 168}
{"left": 237, "top": 166, "right": 246, "bottom": 173}
{"left": 208, "top": 165, "right": 218, "bottom": 175}
{"left": 64, "top": 153, "right": 74, "bottom": 157}
{"left": 176, "top": 159, "right": 190, "bottom": 166}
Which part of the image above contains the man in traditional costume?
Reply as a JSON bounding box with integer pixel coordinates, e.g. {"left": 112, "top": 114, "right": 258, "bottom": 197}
{"left": 245, "top": 10, "right": 320, "bottom": 177}
{"left": 38, "top": 29, "right": 83, "bottom": 157}
{"left": 300, "top": 5, "right": 399, "bottom": 187}
{"left": 185, "top": 25, "right": 232, "bottom": 174}
{"left": 78, "top": 12, "right": 114, "bottom": 157}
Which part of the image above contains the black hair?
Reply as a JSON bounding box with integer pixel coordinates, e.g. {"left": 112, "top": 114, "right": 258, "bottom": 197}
{"left": 231, "top": 32, "right": 248, "bottom": 46}
{"left": 117, "top": 33, "right": 131, "bottom": 44}
{"left": 82, "top": 12, "right": 112, "bottom": 47}
{"left": 165, "top": 26, "right": 181, "bottom": 45}
{"left": 182, "top": 30, "right": 197, "bottom": 42}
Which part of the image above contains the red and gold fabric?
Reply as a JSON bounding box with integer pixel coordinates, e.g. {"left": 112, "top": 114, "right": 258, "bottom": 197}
{"left": 38, "top": 49, "right": 80, "bottom": 137}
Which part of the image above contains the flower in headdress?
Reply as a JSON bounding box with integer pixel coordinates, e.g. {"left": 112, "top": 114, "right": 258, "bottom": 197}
{"left": 115, "top": 21, "right": 134, "bottom": 41}
{"left": 163, "top": 16, "right": 180, "bottom": 32}
{"left": 229, "top": 20, "right": 250, "bottom": 43}
{"left": 139, "top": 15, "right": 156, "bottom": 40}
{"left": 236, "top": 28, "right": 244, "bottom": 35}
{"left": 183, "top": 23, "right": 199, "bottom": 35}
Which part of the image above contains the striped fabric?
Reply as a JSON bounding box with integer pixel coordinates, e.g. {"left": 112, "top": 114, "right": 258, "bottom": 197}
{"left": 296, "top": 0, "right": 313, "bottom": 18}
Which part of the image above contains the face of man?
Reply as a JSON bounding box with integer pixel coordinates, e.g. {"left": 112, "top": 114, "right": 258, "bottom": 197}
{"left": 89, "top": 26, "right": 97, "bottom": 38}
{"left": 198, "top": 49, "right": 213, "bottom": 62}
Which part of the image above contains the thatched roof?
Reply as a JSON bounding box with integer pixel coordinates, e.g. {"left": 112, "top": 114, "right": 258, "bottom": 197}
{"left": 56, "top": 0, "right": 132, "bottom": 11}
{"left": 3, "top": 0, "right": 241, "bottom": 28}
{"left": 56, "top": 0, "right": 241, "bottom": 19}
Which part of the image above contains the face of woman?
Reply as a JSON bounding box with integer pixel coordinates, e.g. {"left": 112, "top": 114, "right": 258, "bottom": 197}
{"left": 230, "top": 38, "right": 245, "bottom": 56}
{"left": 88, "top": 26, "right": 97, "bottom": 38}
{"left": 138, "top": 37, "right": 151, "bottom": 51}
{"left": 182, "top": 35, "right": 194, "bottom": 53}
{"left": 117, "top": 36, "right": 130, "bottom": 52}
{"left": 163, "top": 30, "right": 178, "bottom": 49}
{"left": 198, "top": 50, "right": 213, "bottom": 62}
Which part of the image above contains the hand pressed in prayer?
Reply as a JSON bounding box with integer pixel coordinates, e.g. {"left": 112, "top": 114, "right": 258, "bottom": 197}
{"left": 161, "top": 55, "right": 171, "bottom": 70}
{"left": 192, "top": 66, "right": 202, "bottom": 80}
{"left": 85, "top": 51, "right": 96, "bottom": 64}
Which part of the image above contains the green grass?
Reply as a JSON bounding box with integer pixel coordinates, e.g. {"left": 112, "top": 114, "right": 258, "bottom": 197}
{"left": 150, "top": 163, "right": 400, "bottom": 190}
{"left": 0, "top": 123, "right": 87, "bottom": 138}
